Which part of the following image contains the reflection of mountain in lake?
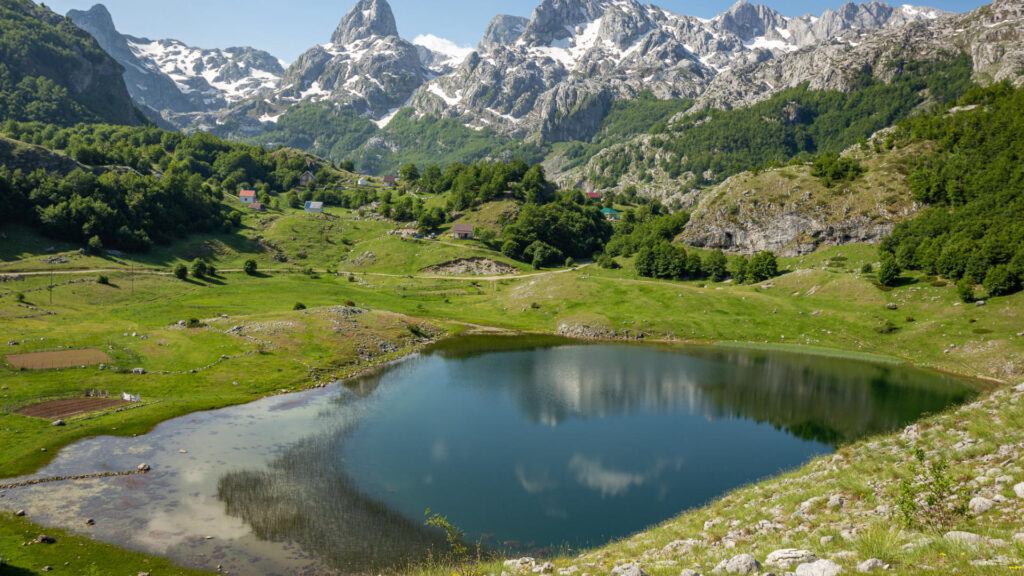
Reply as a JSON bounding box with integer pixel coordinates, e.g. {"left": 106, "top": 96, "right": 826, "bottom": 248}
{"left": 217, "top": 426, "right": 449, "bottom": 574}
{"left": 440, "top": 343, "right": 974, "bottom": 445}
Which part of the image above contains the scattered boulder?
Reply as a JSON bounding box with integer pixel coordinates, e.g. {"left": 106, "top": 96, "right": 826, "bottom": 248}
{"left": 766, "top": 549, "right": 818, "bottom": 570}
{"left": 131, "top": 368, "right": 146, "bottom": 375}
{"left": 85, "top": 519, "right": 95, "bottom": 526}
{"left": 795, "top": 559, "right": 843, "bottom": 576}
{"left": 15, "top": 510, "right": 25, "bottom": 517}
{"left": 51, "top": 420, "right": 65, "bottom": 427}
{"left": 611, "top": 563, "right": 648, "bottom": 576}
{"left": 137, "top": 463, "right": 151, "bottom": 472}
{"left": 945, "top": 531, "right": 987, "bottom": 547}
{"left": 969, "top": 496, "right": 995, "bottom": 514}
{"left": 680, "top": 570, "right": 702, "bottom": 576}
{"left": 1013, "top": 482, "right": 1024, "bottom": 498}
{"left": 35, "top": 534, "right": 57, "bottom": 544}
{"left": 827, "top": 494, "right": 846, "bottom": 508}
{"left": 662, "top": 539, "right": 701, "bottom": 556}
{"left": 539, "top": 562, "right": 556, "bottom": 574}
{"left": 857, "top": 559, "right": 887, "bottom": 573}
{"left": 713, "top": 554, "right": 760, "bottom": 575}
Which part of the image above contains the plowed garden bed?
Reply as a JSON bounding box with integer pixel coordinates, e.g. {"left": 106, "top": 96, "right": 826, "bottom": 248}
{"left": 15, "top": 397, "right": 128, "bottom": 420}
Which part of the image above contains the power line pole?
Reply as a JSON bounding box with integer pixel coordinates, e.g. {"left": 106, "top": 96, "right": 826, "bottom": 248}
{"left": 49, "top": 263, "right": 53, "bottom": 306}
{"left": 131, "top": 262, "right": 134, "bottom": 296}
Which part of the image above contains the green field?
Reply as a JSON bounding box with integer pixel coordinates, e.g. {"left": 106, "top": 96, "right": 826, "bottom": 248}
{"left": 1, "top": 209, "right": 1022, "bottom": 575}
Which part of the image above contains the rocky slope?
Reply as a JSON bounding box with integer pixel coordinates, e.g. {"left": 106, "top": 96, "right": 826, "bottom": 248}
{"left": 695, "top": 0, "right": 1024, "bottom": 111}
{"left": 407, "top": 0, "right": 948, "bottom": 140}
{"left": 678, "top": 136, "right": 924, "bottom": 256}
{"left": 67, "top": 4, "right": 283, "bottom": 124}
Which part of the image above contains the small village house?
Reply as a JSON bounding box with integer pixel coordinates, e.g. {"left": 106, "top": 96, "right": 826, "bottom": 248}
{"left": 358, "top": 177, "right": 369, "bottom": 186}
{"left": 299, "top": 171, "right": 316, "bottom": 187}
{"left": 382, "top": 175, "right": 396, "bottom": 187}
{"left": 250, "top": 202, "right": 265, "bottom": 212}
{"left": 451, "top": 223, "right": 475, "bottom": 240}
{"left": 601, "top": 207, "right": 621, "bottom": 222}
{"left": 586, "top": 192, "right": 602, "bottom": 201}
{"left": 304, "top": 201, "right": 324, "bottom": 214}
{"left": 239, "top": 189, "right": 257, "bottom": 204}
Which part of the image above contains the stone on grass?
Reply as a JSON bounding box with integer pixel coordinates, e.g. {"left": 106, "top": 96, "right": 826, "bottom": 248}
{"left": 712, "top": 554, "right": 760, "bottom": 575}
{"left": 795, "top": 559, "right": 843, "bottom": 576}
{"left": 969, "top": 496, "right": 995, "bottom": 514}
{"left": 35, "top": 534, "right": 56, "bottom": 544}
{"left": 857, "top": 559, "right": 887, "bottom": 573}
{"left": 766, "top": 549, "right": 818, "bottom": 569}
{"left": 944, "top": 531, "right": 987, "bottom": 547}
{"left": 15, "top": 510, "right": 25, "bottom": 517}
{"left": 1013, "top": 482, "right": 1024, "bottom": 499}
{"left": 680, "top": 570, "right": 702, "bottom": 576}
{"left": 137, "top": 463, "right": 150, "bottom": 472}
{"left": 51, "top": 420, "right": 65, "bottom": 427}
{"left": 611, "top": 563, "right": 648, "bottom": 576}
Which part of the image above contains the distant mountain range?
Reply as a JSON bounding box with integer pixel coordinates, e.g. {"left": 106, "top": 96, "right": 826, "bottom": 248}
{"left": 63, "top": 0, "right": 1024, "bottom": 174}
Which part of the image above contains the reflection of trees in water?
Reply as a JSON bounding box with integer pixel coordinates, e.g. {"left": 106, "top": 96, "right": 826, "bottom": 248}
{"left": 218, "top": 398, "right": 448, "bottom": 574}
{"left": 453, "top": 345, "right": 974, "bottom": 445}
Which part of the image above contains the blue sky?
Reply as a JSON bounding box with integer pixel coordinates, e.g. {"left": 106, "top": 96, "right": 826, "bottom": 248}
{"left": 42, "top": 0, "right": 988, "bottom": 63}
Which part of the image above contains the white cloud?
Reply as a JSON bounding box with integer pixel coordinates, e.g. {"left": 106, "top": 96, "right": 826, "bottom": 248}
{"left": 413, "top": 34, "right": 474, "bottom": 64}
{"left": 515, "top": 465, "right": 558, "bottom": 495}
{"left": 568, "top": 454, "right": 646, "bottom": 498}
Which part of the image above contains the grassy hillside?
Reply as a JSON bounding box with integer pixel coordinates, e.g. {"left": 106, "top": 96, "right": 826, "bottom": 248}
{"left": 0, "top": 0, "right": 143, "bottom": 125}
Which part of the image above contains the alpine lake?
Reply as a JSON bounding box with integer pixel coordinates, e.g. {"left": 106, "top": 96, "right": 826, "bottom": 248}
{"left": 0, "top": 336, "right": 977, "bottom": 575}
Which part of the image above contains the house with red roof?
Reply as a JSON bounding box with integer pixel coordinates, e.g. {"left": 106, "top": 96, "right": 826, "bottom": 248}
{"left": 239, "top": 189, "right": 257, "bottom": 204}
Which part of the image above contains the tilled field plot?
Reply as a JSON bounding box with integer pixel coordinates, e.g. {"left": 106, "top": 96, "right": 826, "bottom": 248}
{"left": 15, "top": 398, "right": 129, "bottom": 420}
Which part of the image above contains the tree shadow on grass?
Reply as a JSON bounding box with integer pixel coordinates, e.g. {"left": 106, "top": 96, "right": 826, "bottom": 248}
{"left": 0, "top": 562, "right": 37, "bottom": 575}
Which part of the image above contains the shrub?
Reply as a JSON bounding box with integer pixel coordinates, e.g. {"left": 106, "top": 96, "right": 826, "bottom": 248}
{"left": 173, "top": 264, "right": 188, "bottom": 280}
{"left": 15, "top": 292, "right": 25, "bottom": 303}
{"left": 206, "top": 264, "right": 217, "bottom": 277}
{"left": 190, "top": 259, "right": 208, "bottom": 278}
{"left": 293, "top": 303, "right": 306, "bottom": 311}
{"left": 344, "top": 300, "right": 356, "bottom": 307}
{"left": 185, "top": 318, "right": 203, "bottom": 329}
{"left": 97, "top": 274, "right": 109, "bottom": 285}
{"left": 984, "top": 264, "right": 1019, "bottom": 297}
{"left": 861, "top": 263, "right": 874, "bottom": 274}
{"left": 87, "top": 235, "right": 103, "bottom": 253}
{"left": 596, "top": 253, "right": 620, "bottom": 269}
{"left": 878, "top": 253, "right": 900, "bottom": 287}
{"left": 957, "top": 276, "right": 976, "bottom": 303}
{"left": 747, "top": 251, "right": 778, "bottom": 282}
{"left": 874, "top": 320, "right": 898, "bottom": 334}
{"left": 565, "top": 257, "right": 575, "bottom": 268}
{"left": 894, "top": 448, "right": 969, "bottom": 531}
{"left": 243, "top": 260, "right": 257, "bottom": 275}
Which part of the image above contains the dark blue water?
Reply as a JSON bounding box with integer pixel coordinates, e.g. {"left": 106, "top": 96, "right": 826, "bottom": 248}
{"left": 1, "top": 338, "right": 975, "bottom": 575}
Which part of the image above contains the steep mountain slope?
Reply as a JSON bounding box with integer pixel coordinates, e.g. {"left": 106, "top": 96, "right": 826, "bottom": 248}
{"left": 407, "top": 0, "right": 948, "bottom": 141}
{"left": 212, "top": 0, "right": 428, "bottom": 137}
{"left": 67, "top": 4, "right": 283, "bottom": 122}
{"left": 695, "top": 0, "right": 1024, "bottom": 110}
{"left": 0, "top": 0, "right": 142, "bottom": 125}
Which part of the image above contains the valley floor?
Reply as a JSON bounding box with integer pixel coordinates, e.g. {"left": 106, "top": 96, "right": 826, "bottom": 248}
{"left": 0, "top": 211, "right": 1021, "bottom": 575}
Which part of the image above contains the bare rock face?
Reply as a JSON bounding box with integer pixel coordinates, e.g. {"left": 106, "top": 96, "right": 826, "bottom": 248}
{"left": 331, "top": 0, "right": 399, "bottom": 44}
{"left": 480, "top": 15, "right": 530, "bottom": 49}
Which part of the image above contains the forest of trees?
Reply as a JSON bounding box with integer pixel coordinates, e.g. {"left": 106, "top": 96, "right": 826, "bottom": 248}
{"left": 0, "top": 122, "right": 347, "bottom": 251}
{"left": 881, "top": 82, "right": 1024, "bottom": 297}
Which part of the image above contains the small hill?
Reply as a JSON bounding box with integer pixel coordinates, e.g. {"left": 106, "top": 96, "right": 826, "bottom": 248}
{"left": 680, "top": 138, "right": 926, "bottom": 256}
{"left": 0, "top": 0, "right": 143, "bottom": 126}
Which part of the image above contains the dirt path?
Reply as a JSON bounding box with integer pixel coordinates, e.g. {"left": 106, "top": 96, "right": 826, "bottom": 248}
{"left": 4, "top": 263, "right": 591, "bottom": 283}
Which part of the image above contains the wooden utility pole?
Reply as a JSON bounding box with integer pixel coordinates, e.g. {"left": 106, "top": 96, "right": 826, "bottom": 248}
{"left": 131, "top": 262, "right": 135, "bottom": 296}
{"left": 48, "top": 263, "right": 53, "bottom": 306}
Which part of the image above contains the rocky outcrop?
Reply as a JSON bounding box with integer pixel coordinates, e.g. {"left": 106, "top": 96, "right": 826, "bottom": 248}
{"left": 480, "top": 15, "right": 530, "bottom": 49}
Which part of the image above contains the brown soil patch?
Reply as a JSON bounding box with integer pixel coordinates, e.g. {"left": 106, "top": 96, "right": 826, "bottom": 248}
{"left": 16, "top": 397, "right": 128, "bottom": 419}
{"left": 421, "top": 257, "right": 517, "bottom": 276}
{"left": 6, "top": 348, "right": 111, "bottom": 370}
